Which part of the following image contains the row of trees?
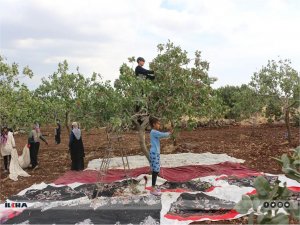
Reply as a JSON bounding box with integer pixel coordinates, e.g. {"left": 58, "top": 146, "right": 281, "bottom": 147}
{"left": 0, "top": 42, "right": 299, "bottom": 152}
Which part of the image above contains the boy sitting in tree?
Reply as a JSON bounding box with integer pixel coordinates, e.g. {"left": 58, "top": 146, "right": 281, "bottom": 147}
{"left": 135, "top": 57, "right": 155, "bottom": 80}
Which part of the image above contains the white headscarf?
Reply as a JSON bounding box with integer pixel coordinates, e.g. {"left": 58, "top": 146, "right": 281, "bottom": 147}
{"left": 72, "top": 122, "right": 81, "bottom": 140}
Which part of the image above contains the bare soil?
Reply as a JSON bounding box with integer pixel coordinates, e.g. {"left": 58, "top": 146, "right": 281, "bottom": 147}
{"left": 0, "top": 124, "right": 299, "bottom": 224}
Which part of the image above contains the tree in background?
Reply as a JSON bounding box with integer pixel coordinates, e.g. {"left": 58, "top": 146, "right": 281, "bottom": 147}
{"left": 250, "top": 59, "right": 300, "bottom": 144}
{"left": 265, "top": 97, "right": 283, "bottom": 123}
{"left": 0, "top": 55, "right": 35, "bottom": 129}
{"left": 233, "top": 84, "right": 264, "bottom": 121}
{"left": 75, "top": 73, "right": 124, "bottom": 129}
{"left": 216, "top": 85, "right": 240, "bottom": 119}
{"left": 35, "top": 60, "right": 91, "bottom": 132}
{"left": 216, "top": 84, "right": 263, "bottom": 121}
{"left": 114, "top": 41, "right": 219, "bottom": 161}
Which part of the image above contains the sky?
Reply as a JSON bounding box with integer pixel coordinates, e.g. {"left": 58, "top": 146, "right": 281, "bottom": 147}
{"left": 1, "top": 0, "right": 300, "bottom": 89}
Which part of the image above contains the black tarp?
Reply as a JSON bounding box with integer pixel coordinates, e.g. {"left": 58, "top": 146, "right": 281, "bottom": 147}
{"left": 4, "top": 195, "right": 161, "bottom": 225}
{"left": 168, "top": 192, "right": 236, "bottom": 217}
{"left": 74, "top": 179, "right": 139, "bottom": 198}
{"left": 9, "top": 185, "right": 86, "bottom": 201}
{"left": 224, "top": 175, "right": 278, "bottom": 187}
{"left": 158, "top": 180, "right": 212, "bottom": 192}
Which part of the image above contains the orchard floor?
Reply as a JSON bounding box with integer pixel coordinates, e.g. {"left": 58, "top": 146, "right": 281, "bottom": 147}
{"left": 0, "top": 124, "right": 299, "bottom": 224}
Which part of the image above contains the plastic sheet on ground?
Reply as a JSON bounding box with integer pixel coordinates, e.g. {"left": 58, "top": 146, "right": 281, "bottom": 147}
{"left": 1, "top": 153, "right": 299, "bottom": 225}
{"left": 18, "top": 145, "right": 31, "bottom": 169}
{"left": 9, "top": 147, "right": 30, "bottom": 181}
{"left": 54, "top": 162, "right": 258, "bottom": 185}
{"left": 87, "top": 152, "right": 245, "bottom": 170}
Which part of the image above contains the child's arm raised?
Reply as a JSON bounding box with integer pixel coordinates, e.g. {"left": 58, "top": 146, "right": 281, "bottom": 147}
{"left": 152, "top": 130, "right": 171, "bottom": 139}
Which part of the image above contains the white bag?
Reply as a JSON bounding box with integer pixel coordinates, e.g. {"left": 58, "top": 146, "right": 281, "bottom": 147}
{"left": 9, "top": 148, "right": 30, "bottom": 181}
{"left": 18, "top": 145, "right": 31, "bottom": 169}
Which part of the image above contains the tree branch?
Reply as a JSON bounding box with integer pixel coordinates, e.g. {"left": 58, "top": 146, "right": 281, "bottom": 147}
{"left": 287, "top": 100, "right": 298, "bottom": 109}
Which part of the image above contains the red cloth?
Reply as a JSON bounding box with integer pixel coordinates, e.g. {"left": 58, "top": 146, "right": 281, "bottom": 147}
{"left": 0, "top": 210, "right": 22, "bottom": 224}
{"left": 160, "top": 162, "right": 258, "bottom": 182}
{"left": 54, "top": 162, "right": 258, "bottom": 185}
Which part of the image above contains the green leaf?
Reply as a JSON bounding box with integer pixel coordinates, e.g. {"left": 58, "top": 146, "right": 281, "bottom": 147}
{"left": 280, "top": 154, "right": 291, "bottom": 167}
{"left": 257, "top": 213, "right": 266, "bottom": 224}
{"left": 258, "top": 212, "right": 273, "bottom": 224}
{"left": 289, "top": 208, "right": 300, "bottom": 221}
{"left": 254, "top": 176, "right": 271, "bottom": 197}
{"left": 292, "top": 160, "right": 300, "bottom": 166}
{"left": 248, "top": 212, "right": 254, "bottom": 225}
{"left": 252, "top": 196, "right": 262, "bottom": 211}
{"left": 268, "top": 213, "right": 289, "bottom": 225}
{"left": 280, "top": 184, "right": 292, "bottom": 199}
{"left": 234, "top": 195, "right": 253, "bottom": 214}
{"left": 268, "top": 182, "right": 279, "bottom": 199}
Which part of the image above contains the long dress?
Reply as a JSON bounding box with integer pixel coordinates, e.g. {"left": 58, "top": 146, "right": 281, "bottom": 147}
{"left": 69, "top": 131, "right": 85, "bottom": 171}
{"left": 1, "top": 131, "right": 15, "bottom": 157}
{"left": 1, "top": 131, "right": 15, "bottom": 170}
{"left": 55, "top": 124, "right": 61, "bottom": 144}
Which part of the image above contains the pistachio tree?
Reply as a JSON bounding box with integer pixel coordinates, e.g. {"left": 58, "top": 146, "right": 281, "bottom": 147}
{"left": 35, "top": 60, "right": 91, "bottom": 132}
{"left": 74, "top": 73, "right": 124, "bottom": 129}
{"left": 0, "top": 55, "right": 34, "bottom": 128}
{"left": 216, "top": 85, "right": 263, "bottom": 121}
{"left": 114, "top": 41, "right": 218, "bottom": 161}
{"left": 250, "top": 59, "right": 300, "bottom": 143}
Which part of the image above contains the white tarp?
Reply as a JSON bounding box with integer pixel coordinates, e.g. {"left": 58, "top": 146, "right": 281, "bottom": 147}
{"left": 9, "top": 147, "right": 30, "bottom": 181}
{"left": 18, "top": 145, "right": 31, "bottom": 169}
{"left": 87, "top": 152, "right": 245, "bottom": 170}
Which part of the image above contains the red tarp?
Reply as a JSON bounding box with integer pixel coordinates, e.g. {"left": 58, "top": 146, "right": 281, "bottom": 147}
{"left": 54, "top": 162, "right": 258, "bottom": 185}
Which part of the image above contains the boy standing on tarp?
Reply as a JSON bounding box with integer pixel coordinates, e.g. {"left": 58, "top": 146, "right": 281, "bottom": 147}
{"left": 149, "top": 117, "right": 172, "bottom": 196}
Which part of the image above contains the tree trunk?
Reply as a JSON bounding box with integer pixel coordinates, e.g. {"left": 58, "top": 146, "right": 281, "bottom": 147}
{"left": 132, "top": 115, "right": 150, "bottom": 162}
{"left": 137, "top": 127, "right": 150, "bottom": 162}
{"left": 65, "top": 111, "right": 70, "bottom": 133}
{"left": 171, "top": 121, "right": 177, "bottom": 146}
{"left": 54, "top": 111, "right": 58, "bottom": 124}
{"left": 284, "top": 108, "right": 292, "bottom": 144}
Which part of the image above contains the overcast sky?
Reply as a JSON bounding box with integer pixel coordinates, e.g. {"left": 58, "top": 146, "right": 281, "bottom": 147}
{"left": 1, "top": 0, "right": 299, "bottom": 89}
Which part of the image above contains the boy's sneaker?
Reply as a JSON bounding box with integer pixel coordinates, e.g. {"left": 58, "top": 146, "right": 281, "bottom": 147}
{"left": 150, "top": 188, "right": 161, "bottom": 196}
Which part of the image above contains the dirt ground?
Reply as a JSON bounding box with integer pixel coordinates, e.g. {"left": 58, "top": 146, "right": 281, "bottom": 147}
{"left": 0, "top": 124, "right": 299, "bottom": 224}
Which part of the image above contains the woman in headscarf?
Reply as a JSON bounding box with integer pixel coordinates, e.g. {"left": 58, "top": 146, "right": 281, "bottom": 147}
{"left": 69, "top": 122, "right": 85, "bottom": 171}
{"left": 28, "top": 122, "right": 48, "bottom": 169}
{"left": 0, "top": 126, "right": 15, "bottom": 173}
{"left": 55, "top": 121, "right": 61, "bottom": 144}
